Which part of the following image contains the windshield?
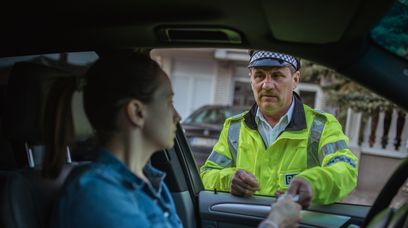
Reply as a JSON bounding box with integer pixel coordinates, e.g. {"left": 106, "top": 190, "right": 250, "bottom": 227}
{"left": 371, "top": 0, "right": 408, "bottom": 60}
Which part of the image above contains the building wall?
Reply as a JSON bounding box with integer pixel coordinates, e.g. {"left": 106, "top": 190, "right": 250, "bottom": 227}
{"left": 172, "top": 57, "right": 216, "bottom": 119}
{"left": 213, "top": 61, "right": 233, "bottom": 105}
{"left": 153, "top": 48, "right": 235, "bottom": 119}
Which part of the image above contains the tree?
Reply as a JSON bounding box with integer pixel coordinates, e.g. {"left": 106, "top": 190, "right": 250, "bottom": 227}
{"left": 371, "top": 0, "right": 408, "bottom": 60}
{"left": 301, "top": 59, "right": 406, "bottom": 149}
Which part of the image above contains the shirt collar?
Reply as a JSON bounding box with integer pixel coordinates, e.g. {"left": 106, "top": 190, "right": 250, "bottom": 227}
{"left": 255, "top": 97, "right": 295, "bottom": 127}
{"left": 244, "top": 92, "right": 307, "bottom": 131}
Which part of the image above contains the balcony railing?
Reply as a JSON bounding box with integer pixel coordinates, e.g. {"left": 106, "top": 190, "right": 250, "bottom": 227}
{"left": 346, "top": 108, "right": 408, "bottom": 157}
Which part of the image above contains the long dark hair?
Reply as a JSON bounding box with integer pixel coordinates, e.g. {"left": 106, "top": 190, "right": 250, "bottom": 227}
{"left": 43, "top": 52, "right": 164, "bottom": 178}
{"left": 42, "top": 78, "right": 76, "bottom": 178}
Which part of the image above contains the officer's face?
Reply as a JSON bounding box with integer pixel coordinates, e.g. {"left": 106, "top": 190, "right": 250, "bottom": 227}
{"left": 249, "top": 66, "right": 300, "bottom": 117}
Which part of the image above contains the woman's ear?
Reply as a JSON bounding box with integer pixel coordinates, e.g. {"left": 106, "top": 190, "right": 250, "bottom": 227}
{"left": 125, "top": 99, "right": 145, "bottom": 128}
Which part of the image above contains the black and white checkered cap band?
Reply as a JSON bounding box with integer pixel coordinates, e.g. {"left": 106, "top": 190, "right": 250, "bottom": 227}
{"left": 248, "top": 51, "right": 299, "bottom": 70}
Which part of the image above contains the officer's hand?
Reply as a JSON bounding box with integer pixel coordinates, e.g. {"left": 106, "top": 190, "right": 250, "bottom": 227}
{"left": 230, "top": 169, "right": 260, "bottom": 197}
{"left": 287, "top": 177, "right": 313, "bottom": 209}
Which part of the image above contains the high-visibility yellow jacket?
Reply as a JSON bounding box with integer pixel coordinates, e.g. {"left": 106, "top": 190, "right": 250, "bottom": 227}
{"left": 200, "top": 94, "right": 358, "bottom": 204}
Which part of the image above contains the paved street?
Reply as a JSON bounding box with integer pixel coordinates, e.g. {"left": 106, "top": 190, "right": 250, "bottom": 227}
{"left": 342, "top": 189, "right": 408, "bottom": 208}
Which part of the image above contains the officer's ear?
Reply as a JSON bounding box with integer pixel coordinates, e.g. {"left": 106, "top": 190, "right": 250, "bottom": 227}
{"left": 292, "top": 71, "right": 300, "bottom": 89}
{"left": 248, "top": 67, "right": 254, "bottom": 77}
{"left": 248, "top": 68, "right": 254, "bottom": 85}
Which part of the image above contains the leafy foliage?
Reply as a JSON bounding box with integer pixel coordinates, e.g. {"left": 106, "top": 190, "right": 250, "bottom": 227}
{"left": 371, "top": 0, "right": 408, "bottom": 60}
{"left": 300, "top": 60, "right": 398, "bottom": 114}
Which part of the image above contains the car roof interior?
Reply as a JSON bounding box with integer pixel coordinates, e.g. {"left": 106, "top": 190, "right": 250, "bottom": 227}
{"left": 1, "top": 0, "right": 397, "bottom": 56}
{"left": 2, "top": 0, "right": 406, "bottom": 110}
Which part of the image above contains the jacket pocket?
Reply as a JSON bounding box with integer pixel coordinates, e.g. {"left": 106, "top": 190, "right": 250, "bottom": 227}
{"left": 278, "top": 169, "right": 302, "bottom": 190}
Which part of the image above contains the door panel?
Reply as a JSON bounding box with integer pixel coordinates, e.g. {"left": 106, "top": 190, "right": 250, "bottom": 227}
{"left": 199, "top": 191, "right": 371, "bottom": 228}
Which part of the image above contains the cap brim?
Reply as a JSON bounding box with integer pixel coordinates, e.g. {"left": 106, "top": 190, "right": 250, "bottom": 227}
{"left": 248, "top": 59, "right": 291, "bottom": 68}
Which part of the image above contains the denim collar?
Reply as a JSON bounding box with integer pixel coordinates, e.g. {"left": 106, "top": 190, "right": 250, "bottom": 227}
{"left": 95, "top": 147, "right": 166, "bottom": 193}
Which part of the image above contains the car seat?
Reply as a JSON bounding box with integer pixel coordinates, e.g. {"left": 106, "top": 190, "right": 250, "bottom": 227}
{"left": 0, "top": 62, "right": 93, "bottom": 228}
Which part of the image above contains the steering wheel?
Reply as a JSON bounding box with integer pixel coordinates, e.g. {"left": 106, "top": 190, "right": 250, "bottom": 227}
{"left": 362, "top": 156, "right": 408, "bottom": 227}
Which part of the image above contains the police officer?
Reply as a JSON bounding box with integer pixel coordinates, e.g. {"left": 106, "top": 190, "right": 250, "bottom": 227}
{"left": 200, "top": 50, "right": 358, "bottom": 208}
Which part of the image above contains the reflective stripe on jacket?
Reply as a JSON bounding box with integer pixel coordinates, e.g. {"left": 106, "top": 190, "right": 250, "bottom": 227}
{"left": 200, "top": 93, "right": 358, "bottom": 204}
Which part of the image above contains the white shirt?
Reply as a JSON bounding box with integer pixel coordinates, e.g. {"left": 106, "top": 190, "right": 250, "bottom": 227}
{"left": 255, "top": 98, "right": 295, "bottom": 147}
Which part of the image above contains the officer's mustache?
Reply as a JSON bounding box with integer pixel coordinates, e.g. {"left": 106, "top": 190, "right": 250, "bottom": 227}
{"left": 259, "top": 92, "right": 279, "bottom": 99}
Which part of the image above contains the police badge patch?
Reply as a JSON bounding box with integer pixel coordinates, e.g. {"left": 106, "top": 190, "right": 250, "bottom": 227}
{"left": 284, "top": 173, "right": 298, "bottom": 186}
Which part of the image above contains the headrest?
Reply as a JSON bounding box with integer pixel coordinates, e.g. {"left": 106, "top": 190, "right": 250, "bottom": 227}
{"left": 3, "top": 62, "right": 74, "bottom": 144}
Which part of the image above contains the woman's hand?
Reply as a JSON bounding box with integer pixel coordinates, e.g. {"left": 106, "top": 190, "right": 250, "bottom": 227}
{"left": 287, "top": 177, "right": 313, "bottom": 209}
{"left": 259, "top": 194, "right": 302, "bottom": 228}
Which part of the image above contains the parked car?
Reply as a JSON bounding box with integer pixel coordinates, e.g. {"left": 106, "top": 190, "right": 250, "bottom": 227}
{"left": 182, "top": 105, "right": 250, "bottom": 166}
{"left": 1, "top": 0, "right": 407, "bottom": 227}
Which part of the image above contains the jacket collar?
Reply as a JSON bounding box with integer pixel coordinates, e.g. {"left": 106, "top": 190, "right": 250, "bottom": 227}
{"left": 244, "top": 92, "right": 307, "bottom": 131}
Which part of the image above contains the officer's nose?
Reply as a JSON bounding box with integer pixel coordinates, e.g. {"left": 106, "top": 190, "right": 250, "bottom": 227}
{"left": 262, "top": 76, "right": 275, "bottom": 90}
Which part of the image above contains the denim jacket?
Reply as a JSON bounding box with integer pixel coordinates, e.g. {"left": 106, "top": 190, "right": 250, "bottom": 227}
{"left": 52, "top": 148, "right": 183, "bottom": 228}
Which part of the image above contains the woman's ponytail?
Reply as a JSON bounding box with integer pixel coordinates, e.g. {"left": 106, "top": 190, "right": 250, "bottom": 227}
{"left": 42, "top": 77, "right": 76, "bottom": 179}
